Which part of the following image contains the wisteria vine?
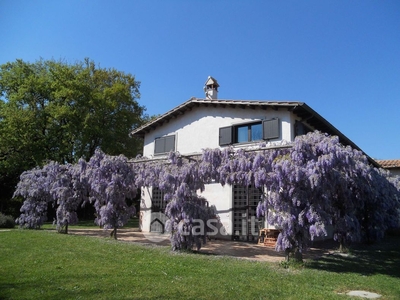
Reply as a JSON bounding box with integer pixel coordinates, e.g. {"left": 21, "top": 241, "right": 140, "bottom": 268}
{"left": 14, "top": 131, "right": 400, "bottom": 260}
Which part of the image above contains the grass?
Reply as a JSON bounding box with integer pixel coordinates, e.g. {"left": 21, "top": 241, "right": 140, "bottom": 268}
{"left": 0, "top": 230, "right": 399, "bottom": 300}
{"left": 41, "top": 217, "right": 140, "bottom": 230}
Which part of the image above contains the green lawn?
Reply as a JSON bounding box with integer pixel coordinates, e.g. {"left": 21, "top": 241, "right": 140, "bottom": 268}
{"left": 0, "top": 229, "right": 399, "bottom": 300}
{"left": 41, "top": 217, "right": 140, "bottom": 230}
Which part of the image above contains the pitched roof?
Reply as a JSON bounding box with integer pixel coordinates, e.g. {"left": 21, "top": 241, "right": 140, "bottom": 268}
{"left": 131, "top": 98, "right": 379, "bottom": 167}
{"left": 376, "top": 160, "right": 400, "bottom": 169}
{"left": 132, "top": 98, "right": 347, "bottom": 143}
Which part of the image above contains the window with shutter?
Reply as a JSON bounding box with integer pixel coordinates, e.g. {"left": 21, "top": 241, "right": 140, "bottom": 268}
{"left": 262, "top": 118, "right": 280, "bottom": 140}
{"left": 219, "top": 126, "right": 233, "bottom": 146}
{"left": 219, "top": 118, "right": 280, "bottom": 146}
{"left": 164, "top": 135, "right": 175, "bottom": 152}
{"left": 154, "top": 135, "right": 175, "bottom": 154}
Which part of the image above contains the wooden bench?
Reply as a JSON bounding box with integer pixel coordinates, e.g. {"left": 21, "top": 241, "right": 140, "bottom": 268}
{"left": 258, "top": 228, "right": 279, "bottom": 248}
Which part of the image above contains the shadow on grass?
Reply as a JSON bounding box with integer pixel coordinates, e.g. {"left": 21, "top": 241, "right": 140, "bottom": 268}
{"left": 0, "top": 277, "right": 108, "bottom": 300}
{"left": 307, "top": 235, "right": 400, "bottom": 278}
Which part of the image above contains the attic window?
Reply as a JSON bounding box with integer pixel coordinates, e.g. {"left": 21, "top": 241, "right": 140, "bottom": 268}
{"left": 154, "top": 135, "right": 175, "bottom": 154}
{"left": 219, "top": 118, "right": 280, "bottom": 146}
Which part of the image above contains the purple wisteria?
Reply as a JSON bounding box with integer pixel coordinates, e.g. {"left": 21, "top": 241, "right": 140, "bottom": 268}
{"left": 14, "top": 164, "right": 55, "bottom": 229}
{"left": 14, "top": 131, "right": 400, "bottom": 261}
{"left": 14, "top": 161, "right": 88, "bottom": 232}
{"left": 84, "top": 150, "right": 138, "bottom": 239}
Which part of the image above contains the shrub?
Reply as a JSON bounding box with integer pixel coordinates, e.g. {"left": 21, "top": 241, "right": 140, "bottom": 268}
{"left": 0, "top": 213, "right": 15, "bottom": 228}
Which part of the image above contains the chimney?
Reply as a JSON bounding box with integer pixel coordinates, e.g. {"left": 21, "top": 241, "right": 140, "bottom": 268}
{"left": 204, "top": 76, "right": 219, "bottom": 100}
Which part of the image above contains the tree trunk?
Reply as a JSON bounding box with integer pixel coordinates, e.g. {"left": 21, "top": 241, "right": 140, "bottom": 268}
{"left": 285, "top": 249, "right": 290, "bottom": 261}
{"left": 285, "top": 247, "right": 303, "bottom": 262}
{"left": 110, "top": 228, "right": 118, "bottom": 240}
{"left": 293, "top": 249, "right": 303, "bottom": 262}
{"left": 338, "top": 235, "right": 347, "bottom": 253}
{"left": 339, "top": 237, "right": 344, "bottom": 253}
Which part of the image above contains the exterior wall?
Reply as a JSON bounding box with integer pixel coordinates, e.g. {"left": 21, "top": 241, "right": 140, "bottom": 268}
{"left": 139, "top": 186, "right": 153, "bottom": 232}
{"left": 388, "top": 168, "right": 400, "bottom": 177}
{"left": 139, "top": 106, "right": 313, "bottom": 238}
{"left": 142, "top": 106, "right": 294, "bottom": 157}
{"left": 200, "top": 183, "right": 233, "bottom": 238}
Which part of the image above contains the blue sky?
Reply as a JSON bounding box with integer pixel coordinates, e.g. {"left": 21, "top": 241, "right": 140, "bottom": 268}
{"left": 1, "top": 0, "right": 399, "bottom": 159}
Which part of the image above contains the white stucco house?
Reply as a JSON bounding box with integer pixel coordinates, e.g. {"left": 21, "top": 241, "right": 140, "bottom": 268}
{"left": 131, "top": 77, "right": 377, "bottom": 242}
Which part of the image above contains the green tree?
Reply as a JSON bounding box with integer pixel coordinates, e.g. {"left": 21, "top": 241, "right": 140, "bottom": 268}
{"left": 0, "top": 58, "right": 146, "bottom": 215}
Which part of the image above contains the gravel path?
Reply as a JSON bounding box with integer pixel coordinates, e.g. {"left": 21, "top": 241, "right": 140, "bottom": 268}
{"left": 69, "top": 228, "right": 337, "bottom": 262}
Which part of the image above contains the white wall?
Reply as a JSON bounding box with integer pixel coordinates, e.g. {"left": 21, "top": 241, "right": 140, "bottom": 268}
{"left": 139, "top": 187, "right": 153, "bottom": 232}
{"left": 200, "top": 183, "right": 233, "bottom": 238}
{"left": 143, "top": 106, "right": 293, "bottom": 157}
{"left": 140, "top": 105, "right": 299, "bottom": 235}
{"left": 389, "top": 168, "right": 400, "bottom": 177}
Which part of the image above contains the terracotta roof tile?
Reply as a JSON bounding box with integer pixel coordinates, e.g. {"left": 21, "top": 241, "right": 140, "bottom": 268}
{"left": 377, "top": 160, "right": 400, "bottom": 169}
